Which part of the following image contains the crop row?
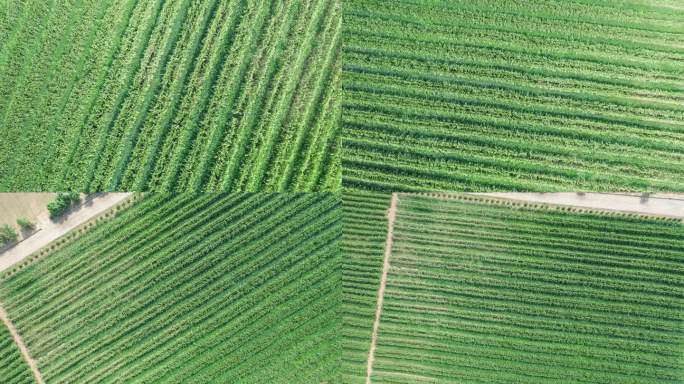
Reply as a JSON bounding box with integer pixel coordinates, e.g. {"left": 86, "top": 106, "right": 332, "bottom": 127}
{"left": 0, "top": 322, "right": 33, "bottom": 384}
{"left": 0, "top": 193, "right": 341, "bottom": 383}
{"left": 356, "top": 193, "right": 684, "bottom": 383}
{"left": 341, "top": 192, "right": 393, "bottom": 383}
{"left": 0, "top": 0, "right": 340, "bottom": 192}
{"left": 342, "top": 0, "right": 684, "bottom": 192}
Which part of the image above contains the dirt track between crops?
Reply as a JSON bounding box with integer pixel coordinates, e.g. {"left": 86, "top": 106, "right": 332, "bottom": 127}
{"left": 0, "top": 193, "right": 132, "bottom": 272}
{"left": 472, "top": 193, "right": 684, "bottom": 220}
{"left": 0, "top": 304, "right": 45, "bottom": 384}
{"left": 367, "top": 192, "right": 399, "bottom": 384}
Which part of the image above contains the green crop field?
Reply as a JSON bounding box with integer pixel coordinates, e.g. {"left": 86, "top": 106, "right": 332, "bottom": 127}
{"left": 342, "top": 0, "right": 684, "bottom": 192}
{"left": 0, "top": 321, "right": 34, "bottom": 384}
{"left": 343, "top": 193, "right": 684, "bottom": 383}
{"left": 0, "top": 193, "right": 341, "bottom": 383}
{"left": 341, "top": 192, "right": 391, "bottom": 383}
{"left": 0, "top": 0, "right": 340, "bottom": 192}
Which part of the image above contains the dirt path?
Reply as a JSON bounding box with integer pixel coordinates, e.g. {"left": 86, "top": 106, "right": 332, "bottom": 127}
{"left": 0, "top": 193, "right": 132, "bottom": 272}
{"left": 0, "top": 304, "right": 45, "bottom": 384}
{"left": 366, "top": 192, "right": 399, "bottom": 384}
{"left": 472, "top": 192, "right": 684, "bottom": 220}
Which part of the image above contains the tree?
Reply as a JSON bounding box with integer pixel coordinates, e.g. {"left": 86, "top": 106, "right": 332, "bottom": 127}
{"left": 48, "top": 192, "right": 82, "bottom": 220}
{"left": 0, "top": 224, "right": 17, "bottom": 245}
{"left": 16, "top": 217, "right": 34, "bottom": 230}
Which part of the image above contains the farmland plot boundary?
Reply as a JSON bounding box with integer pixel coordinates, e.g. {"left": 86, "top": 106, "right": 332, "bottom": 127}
{"left": 403, "top": 192, "right": 683, "bottom": 223}
{"left": 0, "top": 304, "right": 44, "bottom": 384}
{"left": 366, "top": 192, "right": 398, "bottom": 383}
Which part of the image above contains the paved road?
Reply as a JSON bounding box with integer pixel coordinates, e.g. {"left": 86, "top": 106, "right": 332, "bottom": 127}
{"left": 471, "top": 193, "right": 684, "bottom": 219}
{"left": 0, "top": 193, "right": 132, "bottom": 272}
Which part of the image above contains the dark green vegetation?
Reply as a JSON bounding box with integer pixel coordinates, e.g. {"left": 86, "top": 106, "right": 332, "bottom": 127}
{"left": 46, "top": 192, "right": 81, "bottom": 220}
{"left": 342, "top": 0, "right": 684, "bottom": 191}
{"left": 341, "top": 192, "right": 391, "bottom": 383}
{"left": 0, "top": 0, "right": 340, "bottom": 192}
{"left": 0, "top": 322, "right": 34, "bottom": 384}
{"left": 0, "top": 193, "right": 341, "bottom": 383}
{"left": 343, "top": 193, "right": 684, "bottom": 383}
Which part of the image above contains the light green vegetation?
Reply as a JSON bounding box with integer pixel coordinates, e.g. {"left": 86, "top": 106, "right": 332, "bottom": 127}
{"left": 0, "top": 0, "right": 340, "bottom": 192}
{"left": 0, "top": 193, "right": 341, "bottom": 383}
{"left": 342, "top": 0, "right": 684, "bottom": 191}
{"left": 16, "top": 218, "right": 34, "bottom": 231}
{"left": 0, "top": 320, "right": 34, "bottom": 384}
{"left": 341, "top": 192, "right": 391, "bottom": 383}
{"left": 0, "top": 224, "right": 18, "bottom": 245}
{"left": 343, "top": 193, "right": 684, "bottom": 383}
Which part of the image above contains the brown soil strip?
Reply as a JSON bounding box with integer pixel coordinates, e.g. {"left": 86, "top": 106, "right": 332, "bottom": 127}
{"left": 0, "top": 304, "right": 45, "bottom": 384}
{"left": 366, "top": 192, "right": 399, "bottom": 384}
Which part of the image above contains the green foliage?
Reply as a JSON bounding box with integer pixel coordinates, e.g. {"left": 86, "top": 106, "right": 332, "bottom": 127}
{"left": 0, "top": 193, "right": 341, "bottom": 383}
{"left": 0, "top": 0, "right": 340, "bottom": 192}
{"left": 0, "top": 322, "right": 34, "bottom": 384}
{"left": 343, "top": 193, "right": 684, "bottom": 383}
{"left": 342, "top": 0, "right": 684, "bottom": 192}
{"left": 0, "top": 224, "right": 17, "bottom": 244}
{"left": 340, "top": 192, "right": 393, "bottom": 380}
{"left": 16, "top": 217, "right": 34, "bottom": 230}
{"left": 47, "top": 192, "right": 81, "bottom": 219}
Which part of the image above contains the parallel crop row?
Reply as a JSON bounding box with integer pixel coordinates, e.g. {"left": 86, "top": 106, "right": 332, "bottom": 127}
{"left": 342, "top": 0, "right": 684, "bottom": 192}
{"left": 356, "top": 194, "right": 684, "bottom": 383}
{"left": 341, "top": 192, "right": 392, "bottom": 383}
{"left": 0, "top": 0, "right": 340, "bottom": 192}
{"left": 0, "top": 322, "right": 33, "bottom": 384}
{"left": 0, "top": 193, "right": 341, "bottom": 383}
